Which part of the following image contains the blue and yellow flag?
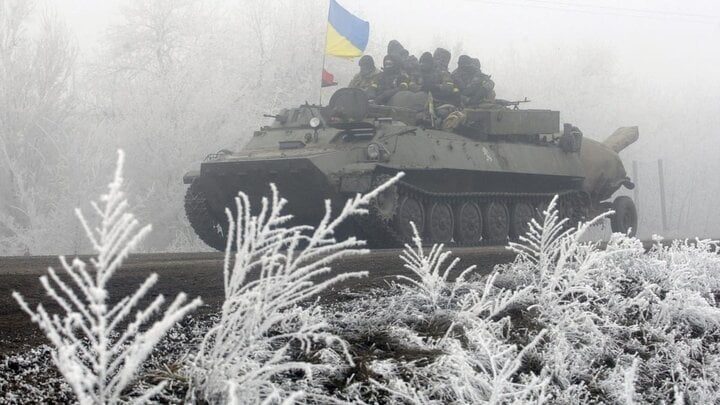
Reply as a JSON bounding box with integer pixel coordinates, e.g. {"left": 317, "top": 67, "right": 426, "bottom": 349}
{"left": 325, "top": 0, "right": 369, "bottom": 58}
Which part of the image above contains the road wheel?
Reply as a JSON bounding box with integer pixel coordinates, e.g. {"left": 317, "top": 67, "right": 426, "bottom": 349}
{"left": 454, "top": 201, "right": 482, "bottom": 245}
{"left": 426, "top": 201, "right": 454, "bottom": 243}
{"left": 610, "top": 196, "right": 637, "bottom": 237}
{"left": 394, "top": 195, "right": 425, "bottom": 242}
{"left": 483, "top": 201, "right": 509, "bottom": 243}
{"left": 510, "top": 202, "right": 534, "bottom": 240}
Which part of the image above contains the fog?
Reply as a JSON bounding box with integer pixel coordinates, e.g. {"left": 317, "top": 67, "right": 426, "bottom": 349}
{"left": 1, "top": 0, "right": 719, "bottom": 255}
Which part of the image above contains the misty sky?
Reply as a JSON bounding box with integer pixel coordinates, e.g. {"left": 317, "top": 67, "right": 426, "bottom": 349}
{"left": 57, "top": 0, "right": 720, "bottom": 115}
{"left": 57, "top": 0, "right": 720, "bottom": 96}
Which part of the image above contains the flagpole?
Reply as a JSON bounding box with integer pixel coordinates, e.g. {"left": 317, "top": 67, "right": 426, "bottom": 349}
{"left": 320, "top": 0, "right": 331, "bottom": 105}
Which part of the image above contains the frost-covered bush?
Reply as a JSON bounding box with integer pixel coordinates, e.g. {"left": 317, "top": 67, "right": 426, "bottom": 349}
{"left": 12, "top": 151, "right": 202, "bottom": 404}
{"left": 325, "top": 226, "right": 551, "bottom": 404}
{"left": 189, "top": 174, "right": 404, "bottom": 403}
{"left": 495, "top": 197, "right": 720, "bottom": 403}
{"left": 396, "top": 222, "right": 477, "bottom": 311}
{"left": 324, "top": 197, "right": 720, "bottom": 404}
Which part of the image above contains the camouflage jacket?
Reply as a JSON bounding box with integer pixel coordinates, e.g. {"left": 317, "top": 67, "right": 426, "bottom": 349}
{"left": 348, "top": 68, "right": 380, "bottom": 92}
{"left": 462, "top": 72, "right": 496, "bottom": 105}
{"left": 368, "top": 71, "right": 410, "bottom": 104}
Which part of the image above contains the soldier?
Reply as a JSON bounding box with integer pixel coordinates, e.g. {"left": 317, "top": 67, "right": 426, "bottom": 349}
{"left": 367, "top": 54, "right": 410, "bottom": 105}
{"left": 461, "top": 59, "right": 496, "bottom": 106}
{"left": 433, "top": 48, "right": 452, "bottom": 73}
{"left": 414, "top": 52, "right": 451, "bottom": 96}
{"left": 387, "top": 39, "right": 406, "bottom": 57}
{"left": 451, "top": 54, "right": 476, "bottom": 90}
{"left": 430, "top": 48, "right": 460, "bottom": 105}
{"left": 403, "top": 55, "right": 421, "bottom": 85}
{"left": 348, "top": 55, "right": 379, "bottom": 93}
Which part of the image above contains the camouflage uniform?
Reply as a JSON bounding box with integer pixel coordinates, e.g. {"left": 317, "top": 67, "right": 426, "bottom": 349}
{"left": 368, "top": 54, "right": 410, "bottom": 104}
{"left": 349, "top": 55, "right": 380, "bottom": 93}
{"left": 349, "top": 68, "right": 379, "bottom": 92}
{"left": 452, "top": 56, "right": 495, "bottom": 106}
{"left": 462, "top": 72, "right": 495, "bottom": 105}
{"left": 403, "top": 55, "right": 421, "bottom": 87}
{"left": 451, "top": 55, "right": 476, "bottom": 90}
{"left": 428, "top": 48, "right": 459, "bottom": 105}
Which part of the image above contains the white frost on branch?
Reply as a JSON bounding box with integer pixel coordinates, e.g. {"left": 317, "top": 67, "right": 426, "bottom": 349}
{"left": 191, "top": 172, "right": 404, "bottom": 404}
{"left": 396, "top": 222, "right": 476, "bottom": 310}
{"left": 12, "top": 150, "right": 202, "bottom": 405}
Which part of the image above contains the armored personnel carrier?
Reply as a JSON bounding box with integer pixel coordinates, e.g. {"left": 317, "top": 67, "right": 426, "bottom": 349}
{"left": 184, "top": 88, "right": 638, "bottom": 250}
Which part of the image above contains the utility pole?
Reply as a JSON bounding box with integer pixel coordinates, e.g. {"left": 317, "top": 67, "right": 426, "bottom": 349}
{"left": 632, "top": 160, "right": 639, "bottom": 214}
{"left": 658, "top": 159, "right": 668, "bottom": 231}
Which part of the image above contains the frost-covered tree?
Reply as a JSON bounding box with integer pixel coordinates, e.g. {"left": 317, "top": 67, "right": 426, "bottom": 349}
{"left": 12, "top": 150, "right": 202, "bottom": 404}
{"left": 0, "top": 0, "right": 78, "bottom": 254}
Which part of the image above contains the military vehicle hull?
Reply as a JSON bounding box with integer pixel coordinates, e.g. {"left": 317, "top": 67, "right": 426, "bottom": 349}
{"left": 184, "top": 89, "right": 638, "bottom": 250}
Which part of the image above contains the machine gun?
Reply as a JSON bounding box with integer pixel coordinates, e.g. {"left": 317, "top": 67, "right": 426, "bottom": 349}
{"left": 496, "top": 97, "right": 531, "bottom": 110}
{"left": 263, "top": 111, "right": 289, "bottom": 124}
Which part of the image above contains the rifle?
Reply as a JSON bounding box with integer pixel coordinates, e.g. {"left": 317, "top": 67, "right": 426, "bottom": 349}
{"left": 496, "top": 97, "right": 531, "bottom": 110}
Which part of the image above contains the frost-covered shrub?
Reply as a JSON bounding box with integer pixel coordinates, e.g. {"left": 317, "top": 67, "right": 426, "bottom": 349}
{"left": 189, "top": 174, "right": 404, "bottom": 404}
{"left": 330, "top": 196, "right": 720, "bottom": 404}
{"left": 326, "top": 230, "right": 551, "bottom": 404}
{"left": 396, "top": 222, "right": 477, "bottom": 311}
{"left": 12, "top": 151, "right": 202, "bottom": 404}
{"left": 496, "top": 197, "right": 720, "bottom": 403}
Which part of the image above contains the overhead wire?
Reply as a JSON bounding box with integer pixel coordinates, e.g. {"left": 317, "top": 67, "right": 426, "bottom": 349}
{"left": 463, "top": 0, "right": 720, "bottom": 25}
{"left": 522, "top": 0, "right": 720, "bottom": 20}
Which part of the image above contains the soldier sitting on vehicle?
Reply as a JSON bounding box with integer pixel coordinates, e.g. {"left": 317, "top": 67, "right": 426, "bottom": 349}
{"left": 433, "top": 47, "right": 452, "bottom": 74}
{"left": 411, "top": 52, "right": 456, "bottom": 100}
{"left": 348, "top": 55, "right": 380, "bottom": 93}
{"left": 451, "top": 55, "right": 476, "bottom": 90}
{"left": 387, "top": 39, "right": 406, "bottom": 58}
{"left": 431, "top": 47, "right": 460, "bottom": 105}
{"left": 403, "top": 55, "right": 421, "bottom": 85}
{"left": 459, "top": 58, "right": 496, "bottom": 106}
{"left": 367, "top": 54, "right": 410, "bottom": 105}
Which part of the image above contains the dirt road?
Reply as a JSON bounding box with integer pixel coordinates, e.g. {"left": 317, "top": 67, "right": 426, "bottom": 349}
{"left": 0, "top": 247, "right": 514, "bottom": 354}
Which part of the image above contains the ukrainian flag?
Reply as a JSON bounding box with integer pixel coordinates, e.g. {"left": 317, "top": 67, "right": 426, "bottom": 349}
{"left": 325, "top": 0, "right": 369, "bottom": 58}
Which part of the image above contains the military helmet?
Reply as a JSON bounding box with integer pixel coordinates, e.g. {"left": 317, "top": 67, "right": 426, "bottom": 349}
{"left": 387, "top": 40, "right": 405, "bottom": 56}
{"left": 433, "top": 47, "right": 451, "bottom": 69}
{"left": 457, "top": 55, "right": 473, "bottom": 68}
{"left": 419, "top": 52, "right": 434, "bottom": 67}
{"left": 359, "top": 55, "right": 375, "bottom": 68}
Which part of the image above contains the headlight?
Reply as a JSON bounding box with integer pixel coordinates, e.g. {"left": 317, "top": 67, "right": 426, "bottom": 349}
{"left": 367, "top": 143, "right": 380, "bottom": 160}
{"left": 309, "top": 117, "right": 321, "bottom": 129}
